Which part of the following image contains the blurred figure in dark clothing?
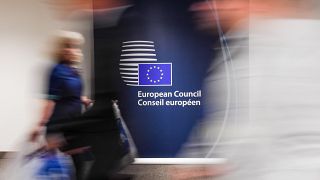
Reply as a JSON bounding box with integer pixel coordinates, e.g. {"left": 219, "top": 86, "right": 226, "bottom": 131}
{"left": 34, "top": 31, "right": 93, "bottom": 180}
{"left": 43, "top": 0, "right": 135, "bottom": 179}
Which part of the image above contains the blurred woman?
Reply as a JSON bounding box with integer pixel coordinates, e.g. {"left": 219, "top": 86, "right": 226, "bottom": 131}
{"left": 39, "top": 31, "right": 90, "bottom": 127}
{"left": 36, "top": 31, "right": 92, "bottom": 180}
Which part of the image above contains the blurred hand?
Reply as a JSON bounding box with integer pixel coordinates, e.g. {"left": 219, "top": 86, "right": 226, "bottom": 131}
{"left": 81, "top": 96, "right": 93, "bottom": 108}
{"left": 29, "top": 125, "right": 45, "bottom": 142}
{"left": 64, "top": 146, "right": 91, "bottom": 155}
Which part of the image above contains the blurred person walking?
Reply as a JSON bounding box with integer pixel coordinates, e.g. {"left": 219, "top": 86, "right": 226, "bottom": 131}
{"left": 180, "top": 0, "right": 320, "bottom": 179}
{"left": 40, "top": 1, "right": 136, "bottom": 179}
{"left": 35, "top": 31, "right": 92, "bottom": 180}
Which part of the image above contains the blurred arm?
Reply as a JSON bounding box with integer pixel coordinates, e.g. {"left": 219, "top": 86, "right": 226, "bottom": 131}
{"left": 38, "top": 100, "right": 55, "bottom": 126}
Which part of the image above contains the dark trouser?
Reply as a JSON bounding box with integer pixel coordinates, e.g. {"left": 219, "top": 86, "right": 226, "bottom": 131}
{"left": 65, "top": 131, "right": 123, "bottom": 180}
{"left": 86, "top": 131, "right": 123, "bottom": 179}
{"left": 47, "top": 110, "right": 126, "bottom": 179}
{"left": 71, "top": 153, "right": 94, "bottom": 180}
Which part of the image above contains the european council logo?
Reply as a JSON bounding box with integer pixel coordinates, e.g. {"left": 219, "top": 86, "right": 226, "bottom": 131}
{"left": 120, "top": 41, "right": 172, "bottom": 86}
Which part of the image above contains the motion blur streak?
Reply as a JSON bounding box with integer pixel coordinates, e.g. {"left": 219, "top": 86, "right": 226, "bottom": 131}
{"left": 179, "top": 0, "right": 320, "bottom": 179}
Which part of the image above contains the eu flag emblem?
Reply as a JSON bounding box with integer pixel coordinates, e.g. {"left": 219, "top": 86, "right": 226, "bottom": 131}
{"left": 138, "top": 63, "right": 172, "bottom": 86}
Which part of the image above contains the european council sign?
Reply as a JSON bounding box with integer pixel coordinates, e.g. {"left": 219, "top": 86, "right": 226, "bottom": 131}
{"left": 93, "top": 0, "right": 212, "bottom": 160}
{"left": 120, "top": 41, "right": 172, "bottom": 86}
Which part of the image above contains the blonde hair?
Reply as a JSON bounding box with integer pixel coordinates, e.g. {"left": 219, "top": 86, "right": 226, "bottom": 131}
{"left": 53, "top": 31, "right": 85, "bottom": 62}
{"left": 56, "top": 30, "right": 84, "bottom": 44}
